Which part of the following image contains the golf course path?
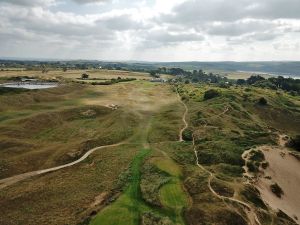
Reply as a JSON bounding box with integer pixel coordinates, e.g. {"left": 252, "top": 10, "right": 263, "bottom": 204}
{"left": 177, "top": 90, "right": 188, "bottom": 142}
{"left": 176, "top": 88, "right": 261, "bottom": 225}
{"left": 0, "top": 142, "right": 124, "bottom": 190}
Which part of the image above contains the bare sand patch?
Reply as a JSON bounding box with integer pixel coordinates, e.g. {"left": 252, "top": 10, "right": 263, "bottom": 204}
{"left": 255, "top": 145, "right": 300, "bottom": 223}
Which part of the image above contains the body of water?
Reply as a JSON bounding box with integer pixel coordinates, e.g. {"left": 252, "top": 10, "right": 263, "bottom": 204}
{"left": 238, "top": 70, "right": 300, "bottom": 79}
{"left": 0, "top": 82, "right": 58, "bottom": 89}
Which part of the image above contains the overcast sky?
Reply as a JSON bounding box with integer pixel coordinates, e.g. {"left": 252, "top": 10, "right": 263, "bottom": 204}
{"left": 0, "top": 0, "right": 300, "bottom": 61}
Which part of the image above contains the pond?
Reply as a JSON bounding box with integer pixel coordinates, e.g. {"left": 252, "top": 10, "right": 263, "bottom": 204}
{"left": 0, "top": 82, "right": 59, "bottom": 90}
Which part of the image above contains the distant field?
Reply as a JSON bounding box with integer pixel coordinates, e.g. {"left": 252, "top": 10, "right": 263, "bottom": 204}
{"left": 0, "top": 69, "right": 151, "bottom": 80}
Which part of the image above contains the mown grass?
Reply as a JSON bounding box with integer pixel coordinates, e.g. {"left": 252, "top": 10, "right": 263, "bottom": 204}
{"left": 151, "top": 152, "right": 189, "bottom": 225}
{"left": 159, "top": 182, "right": 187, "bottom": 208}
{"left": 90, "top": 148, "right": 152, "bottom": 225}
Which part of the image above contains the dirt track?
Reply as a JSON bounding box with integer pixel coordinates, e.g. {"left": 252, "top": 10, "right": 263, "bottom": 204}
{"left": 177, "top": 91, "right": 188, "bottom": 142}
{"left": 0, "top": 143, "right": 124, "bottom": 190}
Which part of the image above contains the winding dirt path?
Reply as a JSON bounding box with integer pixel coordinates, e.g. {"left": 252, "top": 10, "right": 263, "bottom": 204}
{"left": 177, "top": 91, "right": 188, "bottom": 142}
{"left": 176, "top": 88, "right": 261, "bottom": 225}
{"left": 0, "top": 142, "right": 124, "bottom": 190}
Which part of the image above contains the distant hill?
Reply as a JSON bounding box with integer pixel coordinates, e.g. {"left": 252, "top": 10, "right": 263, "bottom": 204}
{"left": 151, "top": 61, "right": 300, "bottom": 77}
{"left": 1, "top": 59, "right": 300, "bottom": 77}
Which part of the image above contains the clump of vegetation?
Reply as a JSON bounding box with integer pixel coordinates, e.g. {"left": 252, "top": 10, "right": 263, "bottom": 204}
{"left": 142, "top": 212, "right": 173, "bottom": 225}
{"left": 182, "top": 128, "right": 193, "bottom": 141}
{"left": 181, "top": 94, "right": 189, "bottom": 101}
{"left": 81, "top": 73, "right": 89, "bottom": 79}
{"left": 241, "top": 185, "right": 267, "bottom": 209}
{"left": 276, "top": 210, "right": 296, "bottom": 223}
{"left": 115, "top": 169, "right": 131, "bottom": 191}
{"left": 214, "top": 163, "right": 244, "bottom": 177}
{"left": 237, "top": 75, "right": 300, "bottom": 94}
{"left": 203, "top": 89, "right": 220, "bottom": 100}
{"left": 0, "top": 87, "right": 30, "bottom": 95}
{"left": 150, "top": 71, "right": 160, "bottom": 78}
{"left": 258, "top": 97, "right": 268, "bottom": 105}
{"left": 210, "top": 179, "right": 234, "bottom": 197}
{"left": 249, "top": 150, "right": 265, "bottom": 162}
{"left": 261, "top": 161, "right": 269, "bottom": 169}
{"left": 246, "top": 161, "right": 259, "bottom": 173}
{"left": 270, "top": 183, "right": 284, "bottom": 198}
{"left": 140, "top": 164, "right": 170, "bottom": 206}
{"left": 287, "top": 135, "right": 300, "bottom": 151}
{"left": 245, "top": 150, "right": 266, "bottom": 173}
{"left": 91, "top": 78, "right": 137, "bottom": 85}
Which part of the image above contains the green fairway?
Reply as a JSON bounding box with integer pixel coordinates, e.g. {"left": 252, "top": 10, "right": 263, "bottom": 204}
{"left": 156, "top": 157, "right": 189, "bottom": 225}
{"left": 90, "top": 148, "right": 151, "bottom": 225}
{"left": 159, "top": 181, "right": 188, "bottom": 210}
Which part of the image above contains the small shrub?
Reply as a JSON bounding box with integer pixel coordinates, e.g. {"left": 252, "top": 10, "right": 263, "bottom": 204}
{"left": 261, "top": 161, "right": 269, "bottom": 169}
{"left": 270, "top": 183, "right": 284, "bottom": 198}
{"left": 246, "top": 161, "right": 259, "bottom": 173}
{"left": 258, "top": 97, "right": 268, "bottom": 105}
{"left": 249, "top": 150, "right": 265, "bottom": 162}
{"left": 203, "top": 89, "right": 220, "bottom": 100}
{"left": 287, "top": 135, "right": 300, "bottom": 151}
{"left": 241, "top": 185, "right": 267, "bottom": 209}
{"left": 181, "top": 94, "right": 189, "bottom": 101}
{"left": 182, "top": 128, "right": 193, "bottom": 141}
{"left": 276, "top": 210, "right": 296, "bottom": 222}
{"left": 142, "top": 212, "right": 173, "bottom": 225}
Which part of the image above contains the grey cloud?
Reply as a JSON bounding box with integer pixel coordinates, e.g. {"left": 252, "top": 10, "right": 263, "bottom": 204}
{"left": 206, "top": 20, "right": 277, "bottom": 36}
{"left": 0, "top": 6, "right": 116, "bottom": 42}
{"left": 97, "top": 15, "right": 149, "bottom": 31}
{"left": 159, "top": 0, "right": 300, "bottom": 26}
{"left": 138, "top": 31, "right": 204, "bottom": 49}
{"left": 0, "top": 0, "right": 55, "bottom": 6}
{"left": 148, "top": 32, "right": 203, "bottom": 43}
{"left": 227, "top": 31, "right": 279, "bottom": 45}
{"left": 71, "top": 0, "right": 109, "bottom": 4}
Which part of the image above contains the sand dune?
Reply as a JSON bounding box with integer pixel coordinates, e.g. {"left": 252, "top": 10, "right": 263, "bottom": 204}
{"left": 256, "top": 145, "right": 300, "bottom": 223}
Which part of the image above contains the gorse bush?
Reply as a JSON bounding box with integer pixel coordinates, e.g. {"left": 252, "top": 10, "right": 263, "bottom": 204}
{"left": 203, "top": 89, "right": 220, "bottom": 100}
{"left": 182, "top": 128, "right": 193, "bottom": 141}
{"left": 270, "top": 183, "right": 284, "bottom": 198}
{"left": 287, "top": 135, "right": 300, "bottom": 151}
{"left": 258, "top": 97, "right": 268, "bottom": 105}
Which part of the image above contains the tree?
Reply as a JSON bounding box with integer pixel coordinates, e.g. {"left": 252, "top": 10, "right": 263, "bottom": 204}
{"left": 150, "top": 71, "right": 159, "bottom": 78}
{"left": 236, "top": 79, "right": 246, "bottom": 85}
{"left": 81, "top": 73, "right": 89, "bottom": 79}
{"left": 63, "top": 67, "right": 67, "bottom": 72}
{"left": 247, "top": 75, "right": 265, "bottom": 85}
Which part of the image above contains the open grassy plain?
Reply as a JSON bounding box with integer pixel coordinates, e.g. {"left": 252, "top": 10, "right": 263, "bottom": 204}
{"left": 0, "top": 69, "right": 173, "bottom": 83}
